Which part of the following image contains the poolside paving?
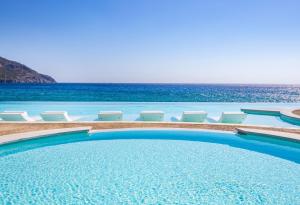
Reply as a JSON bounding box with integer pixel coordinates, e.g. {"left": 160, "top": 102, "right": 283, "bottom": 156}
{"left": 293, "top": 109, "right": 300, "bottom": 116}
{"left": 1, "top": 122, "right": 300, "bottom": 136}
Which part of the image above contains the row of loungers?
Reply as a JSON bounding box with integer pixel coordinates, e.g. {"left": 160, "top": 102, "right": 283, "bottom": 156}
{"left": 0, "top": 111, "right": 71, "bottom": 122}
{"left": 0, "top": 111, "right": 247, "bottom": 124}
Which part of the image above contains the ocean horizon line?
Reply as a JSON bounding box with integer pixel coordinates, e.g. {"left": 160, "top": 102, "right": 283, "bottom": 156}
{"left": 1, "top": 82, "right": 300, "bottom": 86}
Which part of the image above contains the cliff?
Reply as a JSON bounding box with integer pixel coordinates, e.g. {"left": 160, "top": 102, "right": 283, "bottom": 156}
{"left": 0, "top": 56, "right": 56, "bottom": 83}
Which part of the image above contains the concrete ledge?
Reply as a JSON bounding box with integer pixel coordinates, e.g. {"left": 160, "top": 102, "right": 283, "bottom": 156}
{"left": 277, "top": 109, "right": 300, "bottom": 125}
{"left": 1, "top": 121, "right": 300, "bottom": 136}
{"left": 0, "top": 127, "right": 91, "bottom": 145}
{"left": 242, "top": 108, "right": 300, "bottom": 125}
{"left": 236, "top": 128, "right": 300, "bottom": 143}
{"left": 293, "top": 109, "right": 300, "bottom": 116}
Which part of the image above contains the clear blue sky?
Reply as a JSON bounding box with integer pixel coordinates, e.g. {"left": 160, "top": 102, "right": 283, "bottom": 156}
{"left": 1, "top": 0, "right": 300, "bottom": 84}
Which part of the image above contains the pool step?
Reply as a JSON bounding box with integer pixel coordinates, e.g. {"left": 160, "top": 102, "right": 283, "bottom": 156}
{"left": 241, "top": 108, "right": 300, "bottom": 126}
{"left": 241, "top": 108, "right": 282, "bottom": 116}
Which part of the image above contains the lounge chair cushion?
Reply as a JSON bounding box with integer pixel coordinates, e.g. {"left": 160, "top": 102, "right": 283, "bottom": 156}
{"left": 40, "top": 111, "right": 71, "bottom": 122}
{"left": 98, "top": 111, "right": 123, "bottom": 121}
{"left": 140, "top": 111, "right": 164, "bottom": 121}
{"left": 219, "top": 112, "right": 247, "bottom": 124}
{"left": 181, "top": 111, "right": 207, "bottom": 122}
{"left": 0, "top": 111, "right": 33, "bottom": 121}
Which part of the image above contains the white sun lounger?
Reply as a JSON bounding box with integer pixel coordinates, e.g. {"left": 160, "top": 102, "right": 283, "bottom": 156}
{"left": 98, "top": 111, "right": 123, "bottom": 121}
{"left": 214, "top": 112, "right": 247, "bottom": 124}
{"left": 40, "top": 111, "right": 72, "bottom": 122}
{"left": 180, "top": 111, "right": 207, "bottom": 122}
{"left": 140, "top": 111, "right": 164, "bottom": 121}
{"left": 0, "top": 111, "right": 34, "bottom": 122}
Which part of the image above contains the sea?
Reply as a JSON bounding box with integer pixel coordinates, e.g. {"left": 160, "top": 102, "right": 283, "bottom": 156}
{"left": 0, "top": 83, "right": 300, "bottom": 102}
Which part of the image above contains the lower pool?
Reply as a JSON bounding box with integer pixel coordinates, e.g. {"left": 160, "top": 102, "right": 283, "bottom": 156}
{"left": 0, "top": 129, "right": 300, "bottom": 204}
{"left": 1, "top": 101, "right": 300, "bottom": 127}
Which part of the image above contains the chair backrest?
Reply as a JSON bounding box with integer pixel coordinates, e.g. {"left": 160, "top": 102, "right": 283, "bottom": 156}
{"left": 140, "top": 111, "right": 164, "bottom": 121}
{"left": 220, "top": 112, "right": 246, "bottom": 124}
{"left": 98, "top": 111, "right": 123, "bottom": 121}
{"left": 40, "top": 112, "right": 70, "bottom": 121}
{"left": 0, "top": 112, "right": 30, "bottom": 121}
{"left": 181, "top": 111, "right": 207, "bottom": 122}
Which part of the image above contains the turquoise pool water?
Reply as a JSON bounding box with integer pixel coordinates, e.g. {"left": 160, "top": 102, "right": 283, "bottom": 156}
{"left": 0, "top": 129, "right": 300, "bottom": 204}
{"left": 1, "top": 101, "right": 300, "bottom": 127}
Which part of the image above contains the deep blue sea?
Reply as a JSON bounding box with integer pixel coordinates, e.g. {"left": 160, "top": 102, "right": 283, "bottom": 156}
{"left": 0, "top": 83, "right": 300, "bottom": 102}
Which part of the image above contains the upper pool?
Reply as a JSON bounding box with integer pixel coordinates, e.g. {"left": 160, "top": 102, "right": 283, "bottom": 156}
{"left": 0, "top": 129, "right": 300, "bottom": 204}
{"left": 1, "top": 101, "right": 300, "bottom": 127}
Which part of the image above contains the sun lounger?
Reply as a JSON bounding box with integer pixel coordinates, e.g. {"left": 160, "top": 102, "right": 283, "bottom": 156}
{"left": 0, "top": 111, "right": 34, "bottom": 121}
{"left": 98, "top": 111, "right": 123, "bottom": 121}
{"left": 180, "top": 111, "right": 207, "bottom": 122}
{"left": 40, "top": 111, "right": 72, "bottom": 122}
{"left": 140, "top": 111, "right": 164, "bottom": 121}
{"left": 213, "top": 112, "right": 247, "bottom": 124}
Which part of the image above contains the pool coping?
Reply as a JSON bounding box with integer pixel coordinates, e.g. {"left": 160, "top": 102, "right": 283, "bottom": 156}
{"left": 0, "top": 127, "right": 91, "bottom": 145}
{"left": 236, "top": 128, "right": 300, "bottom": 143}
{"left": 0, "top": 120, "right": 298, "bottom": 127}
{"left": 1, "top": 121, "right": 300, "bottom": 133}
{"left": 89, "top": 127, "right": 234, "bottom": 134}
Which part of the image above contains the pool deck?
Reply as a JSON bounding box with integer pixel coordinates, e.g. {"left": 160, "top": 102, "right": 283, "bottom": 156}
{"left": 293, "top": 109, "right": 300, "bottom": 116}
{"left": 1, "top": 121, "right": 300, "bottom": 135}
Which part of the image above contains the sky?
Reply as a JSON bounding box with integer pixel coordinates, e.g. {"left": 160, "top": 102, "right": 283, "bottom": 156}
{"left": 1, "top": 0, "right": 300, "bottom": 84}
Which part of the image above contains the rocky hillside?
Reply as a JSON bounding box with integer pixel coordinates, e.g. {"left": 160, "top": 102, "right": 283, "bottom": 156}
{"left": 0, "top": 56, "right": 56, "bottom": 83}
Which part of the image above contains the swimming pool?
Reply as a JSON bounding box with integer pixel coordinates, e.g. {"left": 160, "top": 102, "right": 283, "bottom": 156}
{"left": 0, "top": 129, "right": 299, "bottom": 204}
{"left": 1, "top": 101, "right": 300, "bottom": 127}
